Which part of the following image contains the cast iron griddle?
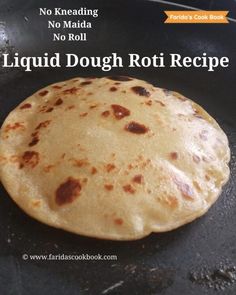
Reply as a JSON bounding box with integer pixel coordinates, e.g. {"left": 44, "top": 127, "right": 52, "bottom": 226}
{"left": 0, "top": 1, "right": 236, "bottom": 294}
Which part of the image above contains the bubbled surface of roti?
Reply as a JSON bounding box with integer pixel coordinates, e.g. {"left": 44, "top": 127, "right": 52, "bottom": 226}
{"left": 0, "top": 76, "right": 230, "bottom": 240}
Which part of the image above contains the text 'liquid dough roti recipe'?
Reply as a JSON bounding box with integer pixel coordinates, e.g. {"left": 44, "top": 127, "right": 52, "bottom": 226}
{"left": 0, "top": 76, "right": 230, "bottom": 240}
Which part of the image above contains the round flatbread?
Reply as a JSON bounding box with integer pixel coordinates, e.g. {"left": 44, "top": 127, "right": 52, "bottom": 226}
{"left": 0, "top": 76, "right": 230, "bottom": 240}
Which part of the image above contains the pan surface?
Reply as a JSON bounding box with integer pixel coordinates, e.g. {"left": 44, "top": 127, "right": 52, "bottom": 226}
{"left": 0, "top": 1, "right": 236, "bottom": 294}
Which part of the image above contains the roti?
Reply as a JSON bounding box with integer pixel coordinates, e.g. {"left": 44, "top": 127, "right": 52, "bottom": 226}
{"left": 0, "top": 76, "right": 230, "bottom": 240}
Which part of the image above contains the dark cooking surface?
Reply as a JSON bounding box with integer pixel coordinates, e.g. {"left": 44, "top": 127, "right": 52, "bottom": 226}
{"left": 0, "top": 1, "right": 236, "bottom": 294}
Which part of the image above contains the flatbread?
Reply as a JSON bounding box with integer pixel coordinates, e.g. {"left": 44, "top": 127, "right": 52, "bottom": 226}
{"left": 0, "top": 76, "right": 230, "bottom": 240}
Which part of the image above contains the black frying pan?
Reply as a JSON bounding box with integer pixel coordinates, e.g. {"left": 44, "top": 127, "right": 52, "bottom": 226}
{"left": 0, "top": 1, "right": 236, "bottom": 294}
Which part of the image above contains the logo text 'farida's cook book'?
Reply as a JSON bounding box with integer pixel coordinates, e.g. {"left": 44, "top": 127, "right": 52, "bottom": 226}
{"left": 0, "top": 1, "right": 235, "bottom": 294}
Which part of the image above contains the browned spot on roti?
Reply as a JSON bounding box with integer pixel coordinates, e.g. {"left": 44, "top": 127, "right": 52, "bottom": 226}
{"left": 32, "top": 200, "right": 41, "bottom": 208}
{"left": 21, "top": 151, "right": 39, "bottom": 168}
{"left": 168, "top": 196, "right": 179, "bottom": 208}
{"left": 52, "top": 85, "right": 62, "bottom": 89}
{"left": 91, "top": 167, "right": 97, "bottom": 174}
{"left": 80, "top": 112, "right": 88, "bottom": 117}
{"left": 194, "top": 114, "right": 204, "bottom": 119}
{"left": 205, "top": 174, "right": 210, "bottom": 181}
{"left": 31, "top": 131, "right": 39, "bottom": 137}
{"left": 80, "top": 81, "right": 92, "bottom": 86}
{"left": 114, "top": 218, "right": 123, "bottom": 225}
{"left": 36, "top": 120, "right": 51, "bottom": 130}
{"left": 123, "top": 184, "right": 136, "bottom": 194}
{"left": 193, "top": 155, "right": 201, "bottom": 163}
{"left": 104, "top": 184, "right": 114, "bottom": 191}
{"left": 66, "top": 105, "right": 75, "bottom": 110}
{"left": 108, "top": 76, "right": 132, "bottom": 81}
{"left": 125, "top": 121, "right": 149, "bottom": 134}
{"left": 82, "top": 178, "right": 88, "bottom": 184}
{"left": 101, "top": 110, "right": 110, "bottom": 117}
{"left": 156, "top": 100, "right": 165, "bottom": 107}
{"left": 72, "top": 158, "right": 89, "bottom": 167}
{"left": 39, "top": 105, "right": 47, "bottom": 113}
{"left": 43, "top": 164, "right": 55, "bottom": 172}
{"left": 174, "top": 93, "right": 187, "bottom": 101}
{"left": 63, "top": 87, "right": 78, "bottom": 95}
{"left": 132, "top": 86, "right": 150, "bottom": 97}
{"left": 46, "top": 107, "right": 54, "bottom": 113}
{"left": 4, "top": 122, "right": 25, "bottom": 133}
{"left": 28, "top": 127, "right": 41, "bottom": 145}
{"left": 20, "top": 103, "right": 32, "bottom": 109}
{"left": 170, "top": 152, "right": 178, "bottom": 160}
{"left": 89, "top": 104, "right": 98, "bottom": 109}
{"left": 141, "top": 158, "right": 151, "bottom": 169}
{"left": 111, "top": 104, "right": 130, "bottom": 120}
{"left": 128, "top": 164, "right": 134, "bottom": 170}
{"left": 106, "top": 163, "right": 116, "bottom": 172}
{"left": 132, "top": 174, "right": 144, "bottom": 184}
{"left": 54, "top": 98, "right": 63, "bottom": 106}
{"left": 193, "top": 181, "right": 202, "bottom": 192}
{"left": 137, "top": 155, "right": 144, "bottom": 162}
{"left": 193, "top": 107, "right": 204, "bottom": 119}
{"left": 38, "top": 90, "right": 48, "bottom": 96}
{"left": 164, "top": 196, "right": 179, "bottom": 208}
{"left": 110, "top": 87, "right": 117, "bottom": 92}
{"left": 55, "top": 177, "right": 81, "bottom": 206}
{"left": 173, "top": 177, "right": 194, "bottom": 201}
{"left": 145, "top": 100, "right": 152, "bottom": 106}
{"left": 28, "top": 136, "right": 39, "bottom": 147}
